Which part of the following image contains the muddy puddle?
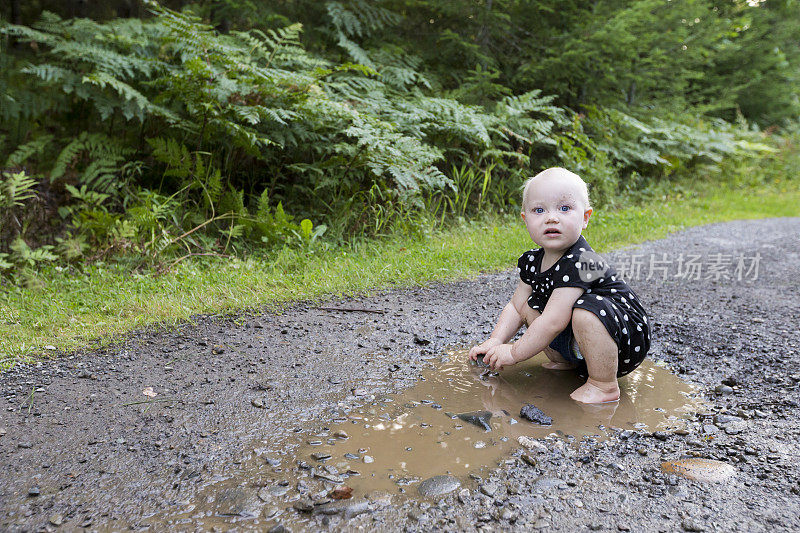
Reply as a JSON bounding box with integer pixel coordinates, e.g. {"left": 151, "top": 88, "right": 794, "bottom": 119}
{"left": 144, "top": 349, "right": 701, "bottom": 530}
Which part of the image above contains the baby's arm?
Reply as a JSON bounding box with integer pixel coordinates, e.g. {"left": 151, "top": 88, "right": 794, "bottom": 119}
{"left": 485, "top": 286, "right": 584, "bottom": 370}
{"left": 468, "top": 281, "right": 532, "bottom": 361}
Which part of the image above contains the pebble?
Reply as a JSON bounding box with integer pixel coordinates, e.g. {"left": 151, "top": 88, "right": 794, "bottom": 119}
{"left": 0, "top": 428, "right": 6, "bottom": 437}
{"left": 682, "top": 518, "right": 707, "bottom": 531}
{"left": 311, "top": 452, "right": 331, "bottom": 461}
{"left": 314, "top": 498, "right": 371, "bottom": 518}
{"left": 518, "top": 436, "right": 549, "bottom": 453}
{"left": 417, "top": 475, "right": 461, "bottom": 497}
{"left": 474, "top": 441, "right": 487, "bottom": 449}
{"left": 28, "top": 487, "right": 40, "bottom": 497}
{"left": 363, "top": 455, "right": 374, "bottom": 464}
{"left": 479, "top": 483, "right": 498, "bottom": 497}
{"left": 251, "top": 398, "right": 265, "bottom": 409}
{"left": 49, "top": 514, "right": 63, "bottom": 526}
{"left": 661, "top": 458, "right": 735, "bottom": 482}
{"left": 714, "top": 385, "right": 733, "bottom": 395}
{"left": 333, "top": 430, "right": 349, "bottom": 439}
{"left": 212, "top": 345, "right": 225, "bottom": 355}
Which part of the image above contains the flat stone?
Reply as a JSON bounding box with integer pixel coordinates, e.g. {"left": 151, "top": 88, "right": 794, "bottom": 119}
{"left": 313, "top": 470, "right": 343, "bottom": 484}
{"left": 682, "top": 518, "right": 707, "bottom": 531}
{"left": 531, "top": 476, "right": 562, "bottom": 492}
{"left": 48, "top": 514, "right": 63, "bottom": 526}
{"left": 314, "top": 498, "right": 371, "bottom": 518}
{"left": 714, "top": 385, "right": 733, "bottom": 395}
{"left": 311, "top": 452, "right": 331, "bottom": 461}
{"left": 418, "top": 475, "right": 461, "bottom": 498}
{"left": 214, "top": 488, "right": 251, "bottom": 516}
{"left": 454, "top": 411, "right": 493, "bottom": 431}
{"left": 661, "top": 458, "right": 736, "bottom": 482}
{"left": 479, "top": 483, "right": 498, "bottom": 497}
{"left": 518, "top": 436, "right": 549, "bottom": 453}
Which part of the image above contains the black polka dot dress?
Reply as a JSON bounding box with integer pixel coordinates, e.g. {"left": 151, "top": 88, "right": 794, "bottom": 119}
{"left": 516, "top": 235, "right": 650, "bottom": 377}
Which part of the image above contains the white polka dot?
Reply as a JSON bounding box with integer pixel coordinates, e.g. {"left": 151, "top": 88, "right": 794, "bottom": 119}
{"left": 643, "top": 316, "right": 648, "bottom": 323}
{"left": 579, "top": 248, "right": 585, "bottom": 252}
{"left": 622, "top": 328, "right": 627, "bottom": 334}
{"left": 600, "top": 310, "right": 606, "bottom": 316}
{"left": 611, "top": 276, "right": 616, "bottom": 281}
{"left": 614, "top": 316, "right": 618, "bottom": 322}
{"left": 623, "top": 359, "right": 630, "bottom": 364}
{"left": 634, "top": 346, "right": 640, "bottom": 352}
{"left": 621, "top": 297, "right": 626, "bottom": 302}
{"left": 563, "top": 275, "right": 570, "bottom": 282}
{"left": 595, "top": 296, "right": 603, "bottom": 300}
{"left": 586, "top": 289, "right": 592, "bottom": 293}
{"left": 586, "top": 273, "right": 593, "bottom": 280}
{"left": 636, "top": 325, "right": 642, "bottom": 331}
{"left": 610, "top": 288, "right": 617, "bottom": 293}
{"left": 611, "top": 303, "right": 617, "bottom": 309}
{"left": 623, "top": 314, "right": 628, "bottom": 321}
{"left": 516, "top": 267, "right": 521, "bottom": 273}
{"left": 529, "top": 256, "right": 535, "bottom": 262}
{"left": 577, "top": 299, "right": 584, "bottom": 304}
{"left": 575, "top": 262, "right": 581, "bottom": 269}
{"left": 555, "top": 265, "right": 560, "bottom": 271}
{"left": 598, "top": 278, "right": 604, "bottom": 283}
{"left": 627, "top": 339, "right": 630, "bottom": 345}
{"left": 567, "top": 254, "right": 573, "bottom": 258}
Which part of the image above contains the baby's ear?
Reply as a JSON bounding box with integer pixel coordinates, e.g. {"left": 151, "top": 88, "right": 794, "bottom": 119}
{"left": 582, "top": 208, "right": 593, "bottom": 228}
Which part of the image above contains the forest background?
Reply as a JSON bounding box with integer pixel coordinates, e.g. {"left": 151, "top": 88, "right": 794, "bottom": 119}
{"left": 1, "top": 0, "right": 799, "bottom": 364}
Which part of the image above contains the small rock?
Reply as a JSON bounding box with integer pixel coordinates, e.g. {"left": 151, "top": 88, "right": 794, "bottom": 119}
{"left": 311, "top": 452, "right": 331, "bottom": 461}
{"left": 251, "top": 398, "right": 265, "bottom": 409}
{"left": 454, "top": 411, "right": 493, "bottom": 431}
{"left": 313, "top": 470, "right": 343, "bottom": 484}
{"left": 458, "top": 488, "right": 470, "bottom": 504}
{"left": 479, "top": 483, "right": 498, "bottom": 497}
{"left": 517, "top": 436, "right": 548, "bottom": 453}
{"left": 212, "top": 345, "right": 225, "bottom": 355}
{"left": 661, "top": 458, "right": 736, "bottom": 482}
{"left": 714, "top": 385, "right": 733, "bottom": 395}
{"left": 473, "top": 440, "right": 486, "bottom": 449}
{"left": 617, "top": 524, "right": 631, "bottom": 531}
{"left": 266, "top": 524, "right": 286, "bottom": 533}
{"left": 293, "top": 499, "right": 314, "bottom": 512}
{"left": 0, "top": 428, "right": 5, "bottom": 437}
{"left": 363, "top": 455, "right": 374, "bottom": 464}
{"left": 333, "top": 430, "right": 349, "bottom": 439}
{"left": 49, "top": 514, "right": 63, "bottom": 526}
{"left": 314, "top": 498, "right": 370, "bottom": 518}
{"left": 418, "top": 475, "right": 461, "bottom": 497}
{"left": 520, "top": 454, "right": 537, "bottom": 467}
{"left": 682, "top": 518, "right": 706, "bottom": 531}
{"left": 531, "top": 476, "right": 561, "bottom": 492}
{"left": 651, "top": 431, "right": 669, "bottom": 441}
{"left": 28, "top": 487, "right": 40, "bottom": 497}
{"left": 519, "top": 404, "right": 552, "bottom": 425}
{"left": 214, "top": 488, "right": 250, "bottom": 516}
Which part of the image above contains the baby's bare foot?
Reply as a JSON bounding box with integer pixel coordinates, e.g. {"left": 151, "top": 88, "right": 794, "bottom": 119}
{"left": 570, "top": 379, "right": 620, "bottom": 404}
{"left": 542, "top": 361, "right": 577, "bottom": 370}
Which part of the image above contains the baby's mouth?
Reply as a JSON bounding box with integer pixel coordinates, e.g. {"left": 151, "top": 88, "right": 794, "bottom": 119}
{"left": 544, "top": 228, "right": 561, "bottom": 236}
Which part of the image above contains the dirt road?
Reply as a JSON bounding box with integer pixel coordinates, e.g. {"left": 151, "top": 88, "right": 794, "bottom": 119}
{"left": 2, "top": 218, "right": 799, "bottom": 531}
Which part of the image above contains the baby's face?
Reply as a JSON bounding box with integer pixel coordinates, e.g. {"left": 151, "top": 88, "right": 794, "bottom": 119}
{"left": 521, "top": 175, "right": 592, "bottom": 254}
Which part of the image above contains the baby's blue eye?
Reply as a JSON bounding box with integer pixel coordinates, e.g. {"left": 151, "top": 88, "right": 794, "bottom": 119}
{"left": 534, "top": 207, "right": 544, "bottom": 214}
{"left": 560, "top": 205, "right": 571, "bottom": 212}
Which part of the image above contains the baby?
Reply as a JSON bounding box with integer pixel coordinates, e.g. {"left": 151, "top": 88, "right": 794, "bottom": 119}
{"left": 468, "top": 167, "right": 650, "bottom": 404}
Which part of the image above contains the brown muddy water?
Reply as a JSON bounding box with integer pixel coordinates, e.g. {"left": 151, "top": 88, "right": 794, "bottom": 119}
{"left": 144, "top": 349, "right": 701, "bottom": 530}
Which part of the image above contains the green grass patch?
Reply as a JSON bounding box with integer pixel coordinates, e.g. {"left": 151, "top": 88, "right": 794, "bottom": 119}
{"left": 1, "top": 178, "right": 798, "bottom": 369}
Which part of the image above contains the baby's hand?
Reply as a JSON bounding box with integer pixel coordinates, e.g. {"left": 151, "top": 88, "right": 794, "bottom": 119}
{"left": 468, "top": 338, "right": 503, "bottom": 361}
{"left": 486, "top": 344, "right": 516, "bottom": 371}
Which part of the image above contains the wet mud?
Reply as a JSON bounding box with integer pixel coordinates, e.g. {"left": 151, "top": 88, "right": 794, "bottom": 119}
{"left": 2, "top": 217, "right": 800, "bottom": 531}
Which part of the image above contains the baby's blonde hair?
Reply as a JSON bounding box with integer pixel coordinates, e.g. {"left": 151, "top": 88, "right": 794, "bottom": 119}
{"left": 521, "top": 167, "right": 591, "bottom": 210}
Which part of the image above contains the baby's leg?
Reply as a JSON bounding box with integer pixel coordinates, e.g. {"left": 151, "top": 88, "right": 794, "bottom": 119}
{"left": 569, "top": 308, "right": 620, "bottom": 404}
{"left": 521, "top": 307, "right": 577, "bottom": 370}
